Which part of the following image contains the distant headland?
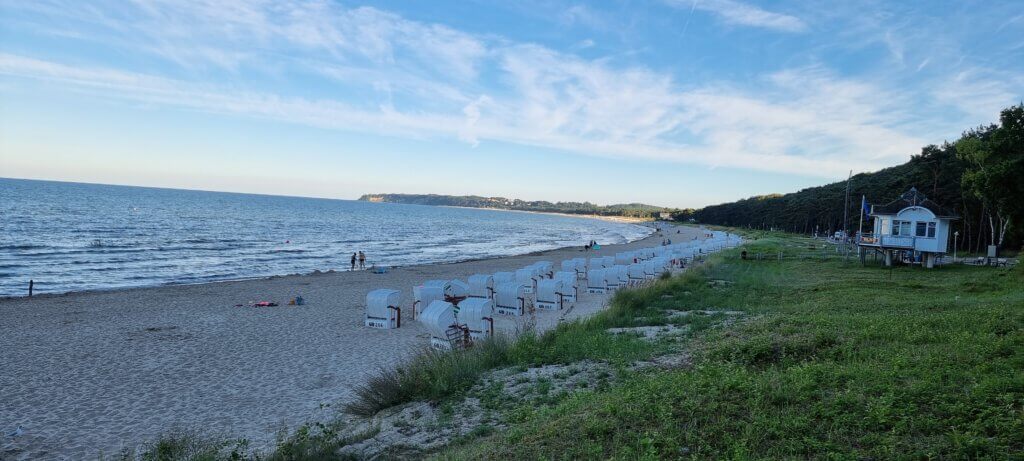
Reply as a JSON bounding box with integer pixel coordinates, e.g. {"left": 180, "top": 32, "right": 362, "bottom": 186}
{"left": 358, "top": 193, "right": 672, "bottom": 220}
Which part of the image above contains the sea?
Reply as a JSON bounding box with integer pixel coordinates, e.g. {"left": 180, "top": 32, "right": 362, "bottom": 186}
{"left": 0, "top": 178, "right": 653, "bottom": 297}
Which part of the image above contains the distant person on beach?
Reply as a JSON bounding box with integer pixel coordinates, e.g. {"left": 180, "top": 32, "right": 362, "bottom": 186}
{"left": 358, "top": 251, "right": 366, "bottom": 269}
{"left": 350, "top": 253, "right": 356, "bottom": 271}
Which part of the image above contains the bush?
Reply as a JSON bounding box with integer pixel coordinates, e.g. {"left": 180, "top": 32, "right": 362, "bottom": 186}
{"left": 345, "top": 335, "right": 514, "bottom": 416}
{"left": 118, "top": 430, "right": 247, "bottom": 461}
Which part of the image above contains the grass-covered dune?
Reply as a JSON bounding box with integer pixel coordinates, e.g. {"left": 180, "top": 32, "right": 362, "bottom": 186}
{"left": 443, "top": 233, "right": 1023, "bottom": 459}
{"left": 125, "top": 232, "right": 1023, "bottom": 460}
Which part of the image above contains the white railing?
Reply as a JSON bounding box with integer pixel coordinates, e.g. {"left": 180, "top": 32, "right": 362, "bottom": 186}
{"left": 880, "top": 235, "right": 915, "bottom": 248}
{"left": 858, "top": 234, "right": 915, "bottom": 248}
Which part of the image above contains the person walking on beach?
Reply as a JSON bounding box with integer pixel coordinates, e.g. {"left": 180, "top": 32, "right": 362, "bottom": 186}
{"left": 350, "top": 253, "right": 357, "bottom": 271}
{"left": 358, "top": 251, "right": 366, "bottom": 269}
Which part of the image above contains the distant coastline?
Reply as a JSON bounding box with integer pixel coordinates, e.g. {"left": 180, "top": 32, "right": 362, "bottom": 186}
{"left": 441, "top": 205, "right": 655, "bottom": 224}
{"left": 358, "top": 193, "right": 671, "bottom": 220}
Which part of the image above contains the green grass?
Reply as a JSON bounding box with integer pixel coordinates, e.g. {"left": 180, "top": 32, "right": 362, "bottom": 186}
{"left": 442, "top": 233, "right": 1024, "bottom": 459}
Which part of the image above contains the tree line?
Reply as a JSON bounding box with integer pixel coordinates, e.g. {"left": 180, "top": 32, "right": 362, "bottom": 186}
{"left": 358, "top": 193, "right": 669, "bottom": 219}
{"left": 678, "top": 104, "right": 1024, "bottom": 253}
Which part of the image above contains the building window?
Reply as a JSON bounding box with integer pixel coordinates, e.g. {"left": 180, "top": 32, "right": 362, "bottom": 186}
{"left": 893, "top": 220, "right": 911, "bottom": 236}
{"left": 914, "top": 221, "right": 937, "bottom": 238}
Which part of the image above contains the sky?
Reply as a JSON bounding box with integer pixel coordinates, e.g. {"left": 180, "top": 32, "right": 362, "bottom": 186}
{"left": 0, "top": 1, "right": 1022, "bottom": 208}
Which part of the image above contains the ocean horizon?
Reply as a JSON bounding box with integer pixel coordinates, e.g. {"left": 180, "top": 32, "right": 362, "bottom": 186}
{"left": 0, "top": 177, "right": 653, "bottom": 297}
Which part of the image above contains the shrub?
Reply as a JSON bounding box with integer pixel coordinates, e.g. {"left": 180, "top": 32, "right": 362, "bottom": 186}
{"left": 118, "top": 430, "right": 247, "bottom": 461}
{"left": 345, "top": 335, "right": 514, "bottom": 416}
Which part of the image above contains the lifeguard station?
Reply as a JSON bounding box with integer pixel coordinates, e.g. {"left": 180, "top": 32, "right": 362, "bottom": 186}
{"left": 857, "top": 188, "right": 958, "bottom": 268}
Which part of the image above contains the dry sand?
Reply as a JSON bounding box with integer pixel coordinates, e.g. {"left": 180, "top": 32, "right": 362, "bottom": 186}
{"left": 0, "top": 224, "right": 704, "bottom": 460}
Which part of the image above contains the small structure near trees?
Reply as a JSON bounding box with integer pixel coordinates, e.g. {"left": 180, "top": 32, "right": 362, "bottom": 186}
{"left": 857, "top": 188, "right": 958, "bottom": 268}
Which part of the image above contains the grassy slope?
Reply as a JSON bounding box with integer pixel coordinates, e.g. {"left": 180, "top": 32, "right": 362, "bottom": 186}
{"left": 443, "top": 233, "right": 1024, "bottom": 459}
{"left": 122, "top": 232, "right": 1022, "bottom": 460}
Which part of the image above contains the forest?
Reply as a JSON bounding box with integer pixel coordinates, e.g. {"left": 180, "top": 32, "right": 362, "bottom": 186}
{"left": 682, "top": 104, "right": 1024, "bottom": 253}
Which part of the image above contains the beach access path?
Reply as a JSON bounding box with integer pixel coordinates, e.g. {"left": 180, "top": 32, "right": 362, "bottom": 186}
{"left": 0, "top": 224, "right": 703, "bottom": 460}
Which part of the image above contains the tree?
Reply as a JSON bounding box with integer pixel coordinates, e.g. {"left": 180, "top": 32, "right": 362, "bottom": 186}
{"left": 955, "top": 104, "right": 1024, "bottom": 248}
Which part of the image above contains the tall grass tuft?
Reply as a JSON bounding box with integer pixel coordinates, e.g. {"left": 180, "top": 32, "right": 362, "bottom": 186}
{"left": 345, "top": 335, "right": 515, "bottom": 416}
{"left": 117, "top": 429, "right": 247, "bottom": 461}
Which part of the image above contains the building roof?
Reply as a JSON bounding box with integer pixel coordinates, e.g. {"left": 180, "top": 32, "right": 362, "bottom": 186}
{"left": 871, "top": 188, "right": 959, "bottom": 218}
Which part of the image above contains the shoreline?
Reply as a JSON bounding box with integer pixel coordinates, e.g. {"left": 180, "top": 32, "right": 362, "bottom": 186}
{"left": 437, "top": 204, "right": 657, "bottom": 224}
{"left": 0, "top": 224, "right": 699, "bottom": 460}
{"left": 0, "top": 222, "right": 658, "bottom": 302}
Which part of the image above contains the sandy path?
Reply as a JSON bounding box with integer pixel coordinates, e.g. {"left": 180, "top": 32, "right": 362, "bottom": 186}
{"left": 0, "top": 224, "right": 703, "bottom": 460}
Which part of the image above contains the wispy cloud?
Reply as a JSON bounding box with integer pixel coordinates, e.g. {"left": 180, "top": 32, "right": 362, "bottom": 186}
{"left": 0, "top": 49, "right": 923, "bottom": 177}
{"left": 666, "top": 0, "right": 808, "bottom": 33}
{"left": 3, "top": 0, "right": 1019, "bottom": 183}
{"left": 933, "top": 69, "right": 1024, "bottom": 123}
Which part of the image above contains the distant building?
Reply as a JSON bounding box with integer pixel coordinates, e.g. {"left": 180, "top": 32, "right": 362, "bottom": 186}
{"left": 857, "top": 188, "right": 958, "bottom": 268}
{"left": 658, "top": 212, "right": 672, "bottom": 220}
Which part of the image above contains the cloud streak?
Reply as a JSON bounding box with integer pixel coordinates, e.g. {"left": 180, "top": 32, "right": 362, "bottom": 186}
{"left": 4, "top": 0, "right": 1019, "bottom": 183}
{"left": 667, "top": 0, "right": 808, "bottom": 32}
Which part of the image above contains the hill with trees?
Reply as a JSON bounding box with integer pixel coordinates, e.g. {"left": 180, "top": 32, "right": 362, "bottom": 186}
{"left": 686, "top": 104, "right": 1024, "bottom": 253}
{"left": 358, "top": 193, "right": 669, "bottom": 219}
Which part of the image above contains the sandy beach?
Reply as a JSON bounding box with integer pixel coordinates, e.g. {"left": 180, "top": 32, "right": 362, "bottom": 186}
{"left": 0, "top": 224, "right": 704, "bottom": 460}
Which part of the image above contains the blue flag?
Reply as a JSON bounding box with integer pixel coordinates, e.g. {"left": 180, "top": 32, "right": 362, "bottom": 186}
{"left": 861, "top": 195, "right": 870, "bottom": 218}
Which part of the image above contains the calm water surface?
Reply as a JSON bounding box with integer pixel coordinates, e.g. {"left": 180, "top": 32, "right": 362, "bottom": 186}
{"left": 0, "top": 178, "right": 652, "bottom": 297}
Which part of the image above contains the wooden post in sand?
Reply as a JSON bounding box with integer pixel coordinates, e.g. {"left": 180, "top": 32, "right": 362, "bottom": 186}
{"left": 28, "top": 279, "right": 33, "bottom": 297}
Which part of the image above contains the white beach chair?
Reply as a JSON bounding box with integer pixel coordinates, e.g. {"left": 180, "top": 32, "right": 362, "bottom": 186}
{"left": 560, "top": 260, "right": 577, "bottom": 274}
{"left": 419, "top": 300, "right": 462, "bottom": 350}
{"left": 642, "top": 261, "right": 661, "bottom": 279}
{"left": 627, "top": 264, "right": 646, "bottom": 286}
{"left": 449, "top": 279, "right": 470, "bottom": 298}
{"left": 413, "top": 285, "right": 446, "bottom": 318}
{"left": 530, "top": 261, "right": 554, "bottom": 278}
{"left": 494, "top": 282, "right": 527, "bottom": 316}
{"left": 422, "top": 279, "right": 453, "bottom": 297}
{"left": 535, "top": 279, "right": 566, "bottom": 310}
{"left": 457, "top": 297, "right": 495, "bottom": 340}
{"left": 553, "top": 271, "right": 578, "bottom": 304}
{"left": 515, "top": 267, "right": 538, "bottom": 294}
{"left": 468, "top": 274, "right": 495, "bottom": 299}
{"left": 493, "top": 271, "right": 515, "bottom": 285}
{"left": 365, "top": 289, "right": 402, "bottom": 329}
{"left": 607, "top": 265, "right": 630, "bottom": 291}
{"left": 569, "top": 258, "right": 587, "bottom": 278}
{"left": 586, "top": 268, "right": 608, "bottom": 294}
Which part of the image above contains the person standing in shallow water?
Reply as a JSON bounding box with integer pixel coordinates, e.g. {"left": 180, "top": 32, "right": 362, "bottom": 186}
{"left": 350, "top": 253, "right": 357, "bottom": 271}
{"left": 358, "top": 251, "right": 366, "bottom": 269}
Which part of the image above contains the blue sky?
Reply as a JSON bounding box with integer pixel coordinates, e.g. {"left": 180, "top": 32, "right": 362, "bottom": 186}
{"left": 1, "top": 0, "right": 1022, "bottom": 208}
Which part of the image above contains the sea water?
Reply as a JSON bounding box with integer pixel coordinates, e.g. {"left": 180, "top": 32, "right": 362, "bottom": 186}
{"left": 0, "top": 178, "right": 652, "bottom": 296}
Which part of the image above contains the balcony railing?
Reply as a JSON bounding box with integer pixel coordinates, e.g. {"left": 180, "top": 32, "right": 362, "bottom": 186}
{"left": 858, "top": 233, "right": 915, "bottom": 248}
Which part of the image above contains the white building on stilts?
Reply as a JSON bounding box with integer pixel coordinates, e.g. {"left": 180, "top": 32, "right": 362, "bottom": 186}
{"left": 857, "top": 188, "right": 958, "bottom": 268}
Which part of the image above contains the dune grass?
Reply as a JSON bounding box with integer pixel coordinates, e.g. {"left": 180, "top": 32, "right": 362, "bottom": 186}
{"left": 113, "top": 429, "right": 248, "bottom": 461}
{"left": 345, "top": 287, "right": 672, "bottom": 416}
{"left": 442, "top": 233, "right": 1024, "bottom": 459}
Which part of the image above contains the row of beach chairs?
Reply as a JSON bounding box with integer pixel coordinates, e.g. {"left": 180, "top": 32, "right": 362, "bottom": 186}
{"left": 364, "top": 232, "right": 742, "bottom": 350}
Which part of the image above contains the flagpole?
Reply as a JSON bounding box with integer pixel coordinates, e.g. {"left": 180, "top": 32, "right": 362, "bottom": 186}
{"left": 842, "top": 170, "right": 852, "bottom": 239}
{"left": 858, "top": 195, "right": 865, "bottom": 241}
